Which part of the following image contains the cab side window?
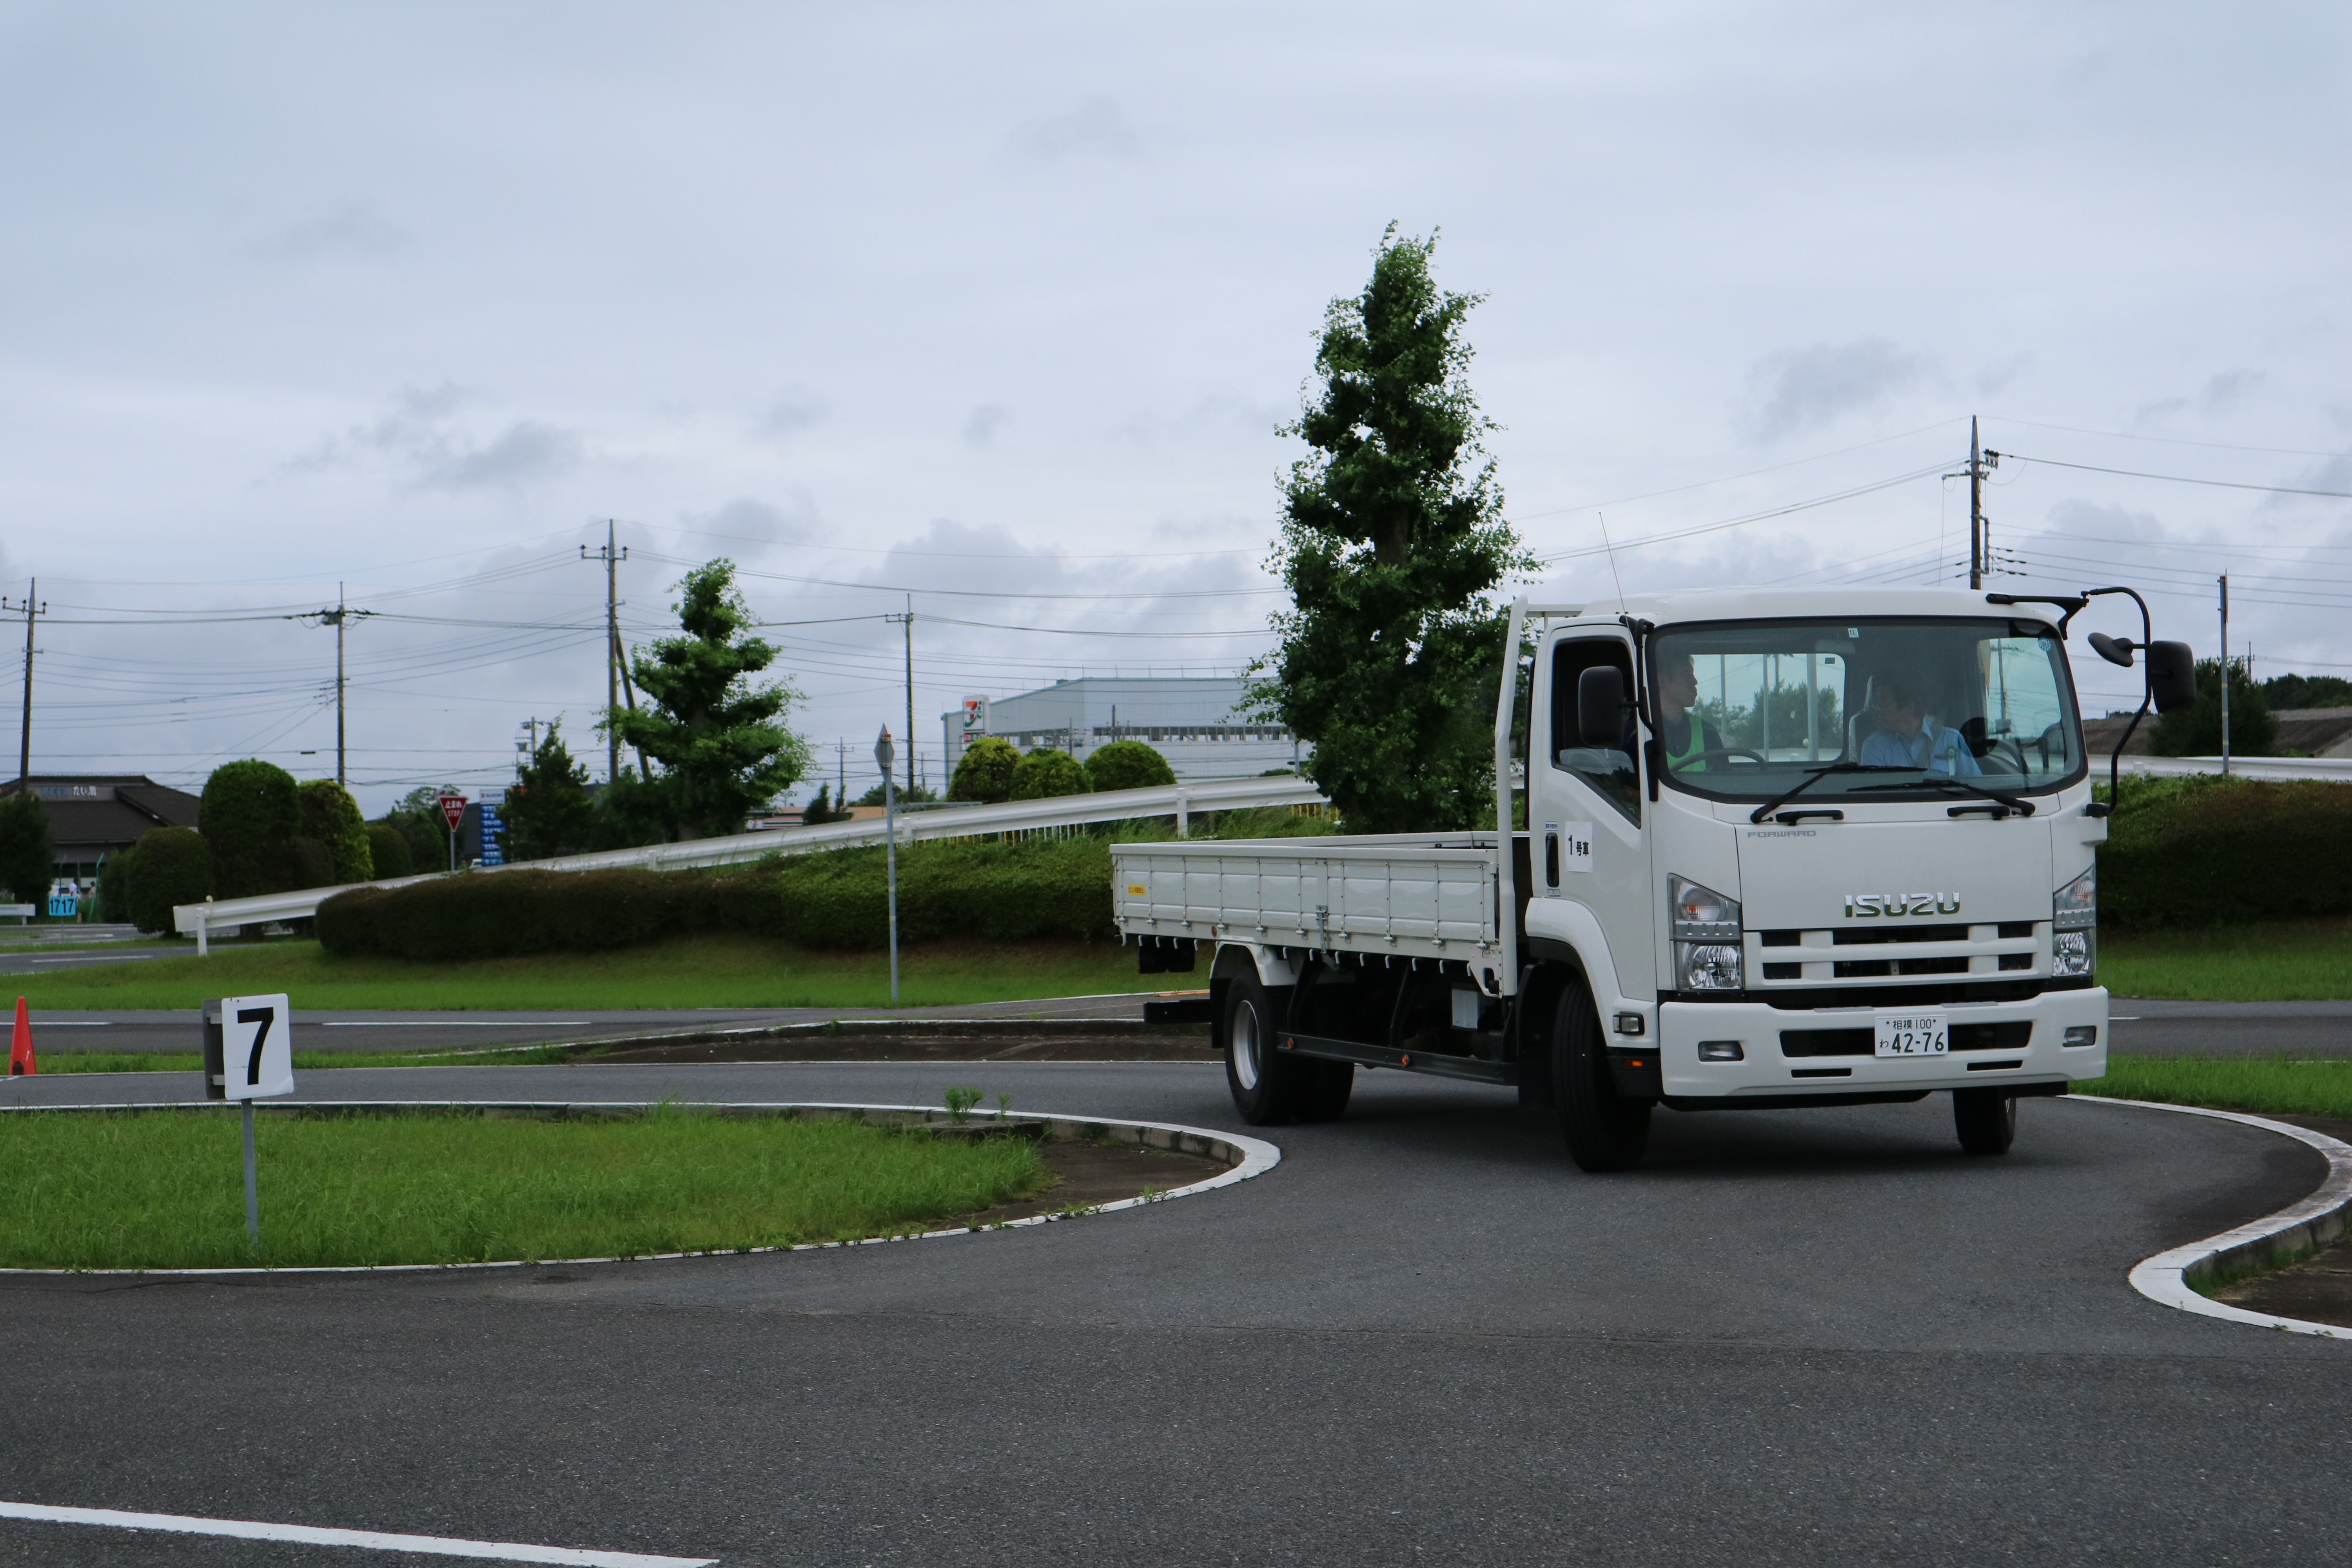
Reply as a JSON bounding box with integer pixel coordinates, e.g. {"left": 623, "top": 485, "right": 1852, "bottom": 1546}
{"left": 1550, "top": 637, "right": 1640, "bottom": 824}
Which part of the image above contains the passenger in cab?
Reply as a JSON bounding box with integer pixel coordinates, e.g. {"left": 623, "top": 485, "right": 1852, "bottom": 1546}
{"left": 1644, "top": 650, "right": 1719, "bottom": 773}
{"left": 1860, "top": 670, "right": 1981, "bottom": 777}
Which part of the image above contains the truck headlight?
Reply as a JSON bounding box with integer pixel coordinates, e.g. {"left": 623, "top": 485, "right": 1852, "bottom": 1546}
{"left": 2053, "top": 929, "right": 2093, "bottom": 977}
{"left": 1677, "top": 942, "right": 1744, "bottom": 991}
{"left": 2054, "top": 866, "right": 2096, "bottom": 930}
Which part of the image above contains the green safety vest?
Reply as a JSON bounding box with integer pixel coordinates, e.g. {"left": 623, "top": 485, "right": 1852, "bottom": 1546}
{"left": 1664, "top": 716, "right": 1707, "bottom": 773}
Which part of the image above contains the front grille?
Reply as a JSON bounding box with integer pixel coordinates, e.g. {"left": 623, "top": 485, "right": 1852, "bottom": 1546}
{"left": 1834, "top": 956, "right": 1969, "bottom": 978}
{"left": 1760, "top": 929, "right": 1801, "bottom": 947}
{"left": 1780, "top": 1022, "right": 2034, "bottom": 1058}
{"left": 1835, "top": 924, "right": 1970, "bottom": 946}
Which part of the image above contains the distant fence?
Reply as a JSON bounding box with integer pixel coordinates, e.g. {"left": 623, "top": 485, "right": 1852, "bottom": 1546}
{"left": 173, "top": 774, "right": 1327, "bottom": 953}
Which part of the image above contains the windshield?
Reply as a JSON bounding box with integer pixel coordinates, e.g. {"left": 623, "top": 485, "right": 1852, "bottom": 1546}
{"left": 1646, "top": 617, "right": 2082, "bottom": 801}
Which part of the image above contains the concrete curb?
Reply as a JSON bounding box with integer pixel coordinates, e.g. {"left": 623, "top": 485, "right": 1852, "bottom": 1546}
{"left": 2075, "top": 1095, "right": 2352, "bottom": 1341}
{"left": 0, "top": 1100, "right": 1279, "bottom": 1278}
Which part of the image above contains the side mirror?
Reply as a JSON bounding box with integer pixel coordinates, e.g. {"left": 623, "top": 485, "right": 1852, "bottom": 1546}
{"left": 2087, "top": 632, "right": 2137, "bottom": 669}
{"left": 1577, "top": 666, "right": 1628, "bottom": 747}
{"left": 2147, "top": 640, "right": 2197, "bottom": 714}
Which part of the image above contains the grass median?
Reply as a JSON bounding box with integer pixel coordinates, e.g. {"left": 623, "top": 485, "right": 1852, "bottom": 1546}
{"left": 2102, "top": 916, "right": 2352, "bottom": 1002}
{"left": 0, "top": 1105, "right": 1048, "bottom": 1270}
{"left": 1, "top": 932, "right": 1158, "bottom": 1012}
{"left": 2076, "top": 1056, "right": 2352, "bottom": 1122}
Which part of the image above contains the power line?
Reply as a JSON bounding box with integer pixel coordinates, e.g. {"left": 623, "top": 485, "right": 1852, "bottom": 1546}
{"left": 1987, "top": 451, "right": 2352, "bottom": 499}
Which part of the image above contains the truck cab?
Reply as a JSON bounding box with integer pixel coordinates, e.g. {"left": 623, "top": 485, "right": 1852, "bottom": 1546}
{"left": 1521, "top": 588, "right": 2111, "bottom": 1165}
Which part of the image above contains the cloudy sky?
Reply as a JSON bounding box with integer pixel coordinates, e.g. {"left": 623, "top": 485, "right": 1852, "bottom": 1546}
{"left": 2, "top": 1, "right": 2345, "bottom": 813}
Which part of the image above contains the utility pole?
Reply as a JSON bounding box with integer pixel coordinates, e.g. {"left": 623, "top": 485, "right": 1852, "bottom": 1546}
{"left": 307, "top": 586, "right": 371, "bottom": 788}
{"left": 2219, "top": 574, "right": 2231, "bottom": 777}
{"left": 886, "top": 597, "right": 915, "bottom": 797}
{"left": 1958, "top": 418, "right": 2001, "bottom": 590}
{"left": 516, "top": 717, "right": 547, "bottom": 777}
{"left": 2, "top": 581, "right": 46, "bottom": 783}
{"left": 581, "top": 522, "right": 627, "bottom": 784}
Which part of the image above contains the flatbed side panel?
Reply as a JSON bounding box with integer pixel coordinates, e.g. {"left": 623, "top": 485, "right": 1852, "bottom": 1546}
{"left": 1112, "top": 841, "right": 1501, "bottom": 960}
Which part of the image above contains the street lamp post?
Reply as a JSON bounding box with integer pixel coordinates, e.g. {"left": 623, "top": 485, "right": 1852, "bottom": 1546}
{"left": 874, "top": 726, "right": 900, "bottom": 1003}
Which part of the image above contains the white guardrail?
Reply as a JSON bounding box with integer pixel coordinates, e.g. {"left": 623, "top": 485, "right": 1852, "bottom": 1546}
{"left": 2117, "top": 754, "right": 2352, "bottom": 783}
{"left": 173, "top": 774, "right": 1327, "bottom": 953}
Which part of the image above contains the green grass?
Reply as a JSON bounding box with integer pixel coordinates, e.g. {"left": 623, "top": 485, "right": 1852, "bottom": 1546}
{"left": 2076, "top": 1055, "right": 2352, "bottom": 1122}
{"left": 2102, "top": 916, "right": 2352, "bottom": 1001}
{"left": 0, "top": 1105, "right": 1047, "bottom": 1269}
{"left": 0, "top": 932, "right": 1159, "bottom": 1012}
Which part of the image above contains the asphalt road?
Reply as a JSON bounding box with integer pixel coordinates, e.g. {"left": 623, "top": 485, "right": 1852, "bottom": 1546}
{"left": 4, "top": 1058, "right": 2352, "bottom": 1566}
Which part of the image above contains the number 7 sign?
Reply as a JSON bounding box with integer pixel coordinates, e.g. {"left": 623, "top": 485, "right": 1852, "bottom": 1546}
{"left": 202, "top": 994, "right": 294, "bottom": 1101}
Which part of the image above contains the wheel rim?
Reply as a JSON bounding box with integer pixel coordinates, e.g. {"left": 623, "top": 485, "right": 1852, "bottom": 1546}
{"left": 1232, "top": 1002, "right": 1261, "bottom": 1091}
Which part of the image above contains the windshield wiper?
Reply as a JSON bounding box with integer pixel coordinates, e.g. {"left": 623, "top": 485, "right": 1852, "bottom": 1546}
{"left": 1848, "top": 775, "right": 2036, "bottom": 816}
{"left": 1746, "top": 763, "right": 1915, "bottom": 825}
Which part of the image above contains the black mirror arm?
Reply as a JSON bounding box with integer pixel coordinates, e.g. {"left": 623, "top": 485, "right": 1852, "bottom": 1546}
{"left": 2082, "top": 586, "right": 2155, "bottom": 811}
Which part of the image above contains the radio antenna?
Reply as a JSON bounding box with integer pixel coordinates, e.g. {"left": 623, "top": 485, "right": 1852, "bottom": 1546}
{"left": 1598, "top": 512, "right": 1628, "bottom": 610}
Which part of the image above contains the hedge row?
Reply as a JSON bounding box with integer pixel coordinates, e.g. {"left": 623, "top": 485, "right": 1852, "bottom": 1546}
{"left": 315, "top": 837, "right": 1121, "bottom": 959}
{"left": 2100, "top": 775, "right": 2352, "bottom": 928}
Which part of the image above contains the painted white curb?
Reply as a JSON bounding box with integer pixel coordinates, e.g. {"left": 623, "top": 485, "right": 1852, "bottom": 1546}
{"left": 0, "top": 1499, "right": 712, "bottom": 1565}
{"left": 2073, "top": 1095, "right": 2352, "bottom": 1340}
{"left": 0, "top": 1101, "right": 1281, "bottom": 1278}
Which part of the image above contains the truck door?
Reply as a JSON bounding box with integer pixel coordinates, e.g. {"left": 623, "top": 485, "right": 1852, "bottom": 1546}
{"left": 1530, "top": 633, "right": 1653, "bottom": 1001}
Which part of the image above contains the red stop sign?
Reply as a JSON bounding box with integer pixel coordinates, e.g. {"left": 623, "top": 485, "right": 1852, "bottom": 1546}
{"left": 438, "top": 793, "right": 467, "bottom": 831}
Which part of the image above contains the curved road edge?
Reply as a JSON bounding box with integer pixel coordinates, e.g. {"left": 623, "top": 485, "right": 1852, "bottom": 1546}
{"left": 2078, "top": 1094, "right": 2352, "bottom": 1340}
{"left": 0, "top": 1100, "right": 1283, "bottom": 1278}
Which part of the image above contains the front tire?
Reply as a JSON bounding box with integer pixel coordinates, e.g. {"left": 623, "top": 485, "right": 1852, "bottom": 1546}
{"left": 1555, "top": 975, "right": 1650, "bottom": 1172}
{"left": 1953, "top": 1089, "right": 2017, "bottom": 1155}
{"left": 1225, "top": 970, "right": 1310, "bottom": 1125}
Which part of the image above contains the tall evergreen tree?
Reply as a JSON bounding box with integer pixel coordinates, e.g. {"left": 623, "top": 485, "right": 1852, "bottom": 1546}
{"left": 608, "top": 560, "right": 811, "bottom": 840}
{"left": 1248, "top": 226, "right": 1534, "bottom": 833}
{"left": 504, "top": 722, "right": 598, "bottom": 860}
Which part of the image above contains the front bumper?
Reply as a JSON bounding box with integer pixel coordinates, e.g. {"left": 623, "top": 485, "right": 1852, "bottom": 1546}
{"left": 1653, "top": 986, "right": 2107, "bottom": 1100}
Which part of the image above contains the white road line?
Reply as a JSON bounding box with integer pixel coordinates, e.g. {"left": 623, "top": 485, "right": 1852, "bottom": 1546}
{"left": 320, "top": 1021, "right": 592, "bottom": 1027}
{"left": 27, "top": 955, "right": 155, "bottom": 964}
{"left": 0, "top": 1500, "right": 715, "bottom": 1565}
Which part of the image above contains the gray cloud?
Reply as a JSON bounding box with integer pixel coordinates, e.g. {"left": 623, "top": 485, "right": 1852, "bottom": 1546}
{"left": 1973, "top": 353, "right": 2034, "bottom": 398}
{"left": 1740, "top": 336, "right": 1932, "bottom": 441}
{"left": 255, "top": 200, "right": 408, "bottom": 260}
{"left": 2200, "top": 370, "right": 2264, "bottom": 417}
{"left": 413, "top": 422, "right": 583, "bottom": 493}
{"left": 679, "top": 494, "right": 820, "bottom": 552}
{"left": 756, "top": 392, "right": 828, "bottom": 444}
{"left": 1008, "top": 96, "right": 1142, "bottom": 161}
{"left": 962, "top": 404, "right": 1010, "bottom": 446}
{"left": 2132, "top": 395, "right": 2189, "bottom": 427}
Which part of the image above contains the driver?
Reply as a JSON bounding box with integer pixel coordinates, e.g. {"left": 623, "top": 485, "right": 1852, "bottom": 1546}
{"left": 1860, "top": 670, "right": 1980, "bottom": 776}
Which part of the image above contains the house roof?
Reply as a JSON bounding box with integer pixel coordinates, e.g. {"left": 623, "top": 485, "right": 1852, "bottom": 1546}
{"left": 2, "top": 774, "right": 201, "bottom": 856}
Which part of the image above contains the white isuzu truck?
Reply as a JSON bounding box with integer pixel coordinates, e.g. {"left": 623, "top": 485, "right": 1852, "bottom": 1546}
{"left": 1115, "top": 586, "right": 2194, "bottom": 1170}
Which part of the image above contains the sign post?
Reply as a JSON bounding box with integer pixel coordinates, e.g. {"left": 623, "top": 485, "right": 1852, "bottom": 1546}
{"left": 437, "top": 792, "right": 466, "bottom": 872}
{"left": 874, "top": 726, "right": 899, "bottom": 1004}
{"left": 201, "top": 993, "right": 294, "bottom": 1249}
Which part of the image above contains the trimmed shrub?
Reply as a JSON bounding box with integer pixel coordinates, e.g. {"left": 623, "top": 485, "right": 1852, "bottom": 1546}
{"left": 296, "top": 780, "right": 373, "bottom": 884}
{"left": 948, "top": 737, "right": 1020, "bottom": 804}
{"left": 201, "top": 760, "right": 299, "bottom": 898}
{"left": 2100, "top": 775, "right": 2352, "bottom": 927}
{"left": 96, "top": 847, "right": 133, "bottom": 924}
{"left": 720, "top": 836, "right": 1116, "bottom": 949}
{"left": 317, "top": 869, "right": 724, "bottom": 961}
{"left": 123, "top": 826, "right": 211, "bottom": 936}
{"left": 1083, "top": 740, "right": 1176, "bottom": 793}
{"left": 365, "top": 823, "right": 414, "bottom": 880}
{"left": 1010, "top": 749, "right": 1089, "bottom": 801}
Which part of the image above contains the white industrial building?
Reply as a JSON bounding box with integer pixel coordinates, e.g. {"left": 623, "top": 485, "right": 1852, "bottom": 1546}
{"left": 943, "top": 676, "right": 1304, "bottom": 781}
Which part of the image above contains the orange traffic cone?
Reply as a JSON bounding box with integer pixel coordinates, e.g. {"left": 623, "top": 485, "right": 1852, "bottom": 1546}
{"left": 10, "top": 995, "right": 34, "bottom": 1076}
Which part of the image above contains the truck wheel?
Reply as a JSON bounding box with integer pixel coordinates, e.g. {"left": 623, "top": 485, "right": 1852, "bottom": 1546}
{"left": 1298, "top": 1059, "right": 1354, "bottom": 1122}
{"left": 1953, "top": 1089, "right": 2017, "bottom": 1155}
{"left": 1225, "top": 970, "right": 1308, "bottom": 1125}
{"left": 1555, "top": 977, "right": 1649, "bottom": 1172}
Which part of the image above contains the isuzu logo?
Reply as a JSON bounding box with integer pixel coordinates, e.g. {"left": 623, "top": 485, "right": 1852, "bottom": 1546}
{"left": 1846, "top": 893, "right": 1961, "bottom": 918}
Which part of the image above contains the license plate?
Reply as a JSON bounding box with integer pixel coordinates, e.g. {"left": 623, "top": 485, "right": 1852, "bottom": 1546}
{"left": 1875, "top": 1011, "right": 1949, "bottom": 1057}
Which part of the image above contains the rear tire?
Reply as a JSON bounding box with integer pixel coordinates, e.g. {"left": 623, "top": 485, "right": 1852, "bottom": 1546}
{"left": 1555, "top": 975, "right": 1650, "bottom": 1172}
{"left": 1225, "top": 969, "right": 1310, "bottom": 1125}
{"left": 1953, "top": 1089, "right": 2017, "bottom": 1156}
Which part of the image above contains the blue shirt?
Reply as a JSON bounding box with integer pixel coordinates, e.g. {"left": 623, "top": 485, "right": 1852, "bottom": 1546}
{"left": 1860, "top": 723, "right": 1982, "bottom": 776}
